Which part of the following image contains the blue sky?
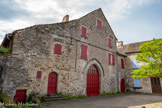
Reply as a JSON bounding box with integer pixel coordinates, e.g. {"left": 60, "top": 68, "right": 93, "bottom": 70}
{"left": 0, "top": 0, "right": 162, "bottom": 45}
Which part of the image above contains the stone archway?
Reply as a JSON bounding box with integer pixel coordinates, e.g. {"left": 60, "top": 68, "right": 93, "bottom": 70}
{"left": 83, "top": 59, "right": 104, "bottom": 96}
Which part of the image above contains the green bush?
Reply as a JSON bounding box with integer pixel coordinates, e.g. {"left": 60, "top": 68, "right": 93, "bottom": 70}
{"left": 0, "top": 93, "right": 12, "bottom": 103}
{"left": 26, "top": 92, "right": 37, "bottom": 104}
{"left": 0, "top": 47, "right": 11, "bottom": 54}
{"left": 37, "top": 96, "right": 45, "bottom": 103}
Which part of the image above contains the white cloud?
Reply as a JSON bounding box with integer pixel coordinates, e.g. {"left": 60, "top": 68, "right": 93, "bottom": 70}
{"left": 104, "top": 0, "right": 159, "bottom": 21}
{"left": 0, "top": 0, "right": 159, "bottom": 44}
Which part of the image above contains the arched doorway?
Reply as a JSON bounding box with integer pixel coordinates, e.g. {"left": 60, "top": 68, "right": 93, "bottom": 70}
{"left": 87, "top": 65, "right": 99, "bottom": 96}
{"left": 48, "top": 72, "right": 58, "bottom": 94}
{"left": 120, "top": 79, "right": 125, "bottom": 93}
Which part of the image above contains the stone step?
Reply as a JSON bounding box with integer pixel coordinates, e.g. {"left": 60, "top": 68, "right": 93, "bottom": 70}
{"left": 44, "top": 94, "right": 68, "bottom": 101}
{"left": 44, "top": 95, "right": 63, "bottom": 98}
{"left": 44, "top": 97, "right": 67, "bottom": 101}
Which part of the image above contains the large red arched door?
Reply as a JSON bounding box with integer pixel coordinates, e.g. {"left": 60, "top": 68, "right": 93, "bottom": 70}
{"left": 120, "top": 79, "right": 125, "bottom": 93}
{"left": 48, "top": 72, "right": 58, "bottom": 94}
{"left": 87, "top": 65, "right": 99, "bottom": 96}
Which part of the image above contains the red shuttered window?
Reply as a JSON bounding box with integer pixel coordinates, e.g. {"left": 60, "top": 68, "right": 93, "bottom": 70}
{"left": 108, "top": 38, "right": 112, "bottom": 48}
{"left": 54, "top": 44, "right": 62, "bottom": 55}
{"left": 37, "top": 71, "right": 42, "bottom": 78}
{"left": 108, "top": 53, "right": 111, "bottom": 65}
{"left": 112, "top": 54, "right": 115, "bottom": 66}
{"left": 121, "top": 58, "right": 124, "bottom": 69}
{"left": 81, "top": 44, "right": 87, "bottom": 59}
{"left": 82, "top": 26, "right": 87, "bottom": 38}
{"left": 97, "top": 19, "right": 102, "bottom": 29}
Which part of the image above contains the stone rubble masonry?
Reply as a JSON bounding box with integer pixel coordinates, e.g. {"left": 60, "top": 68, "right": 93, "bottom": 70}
{"left": 0, "top": 8, "right": 118, "bottom": 99}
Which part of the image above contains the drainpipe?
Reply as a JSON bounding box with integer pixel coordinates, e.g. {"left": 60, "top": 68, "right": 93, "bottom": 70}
{"left": 116, "top": 40, "right": 119, "bottom": 92}
{"left": 6, "top": 34, "right": 12, "bottom": 49}
{"left": 116, "top": 51, "right": 119, "bottom": 92}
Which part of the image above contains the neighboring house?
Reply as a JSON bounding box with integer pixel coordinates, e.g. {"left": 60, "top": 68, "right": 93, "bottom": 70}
{"left": 118, "top": 41, "right": 162, "bottom": 93}
{"left": 0, "top": 8, "right": 119, "bottom": 102}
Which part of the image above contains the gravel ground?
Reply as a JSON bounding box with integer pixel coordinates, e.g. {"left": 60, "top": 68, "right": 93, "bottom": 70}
{"left": 44, "top": 94, "right": 162, "bottom": 108}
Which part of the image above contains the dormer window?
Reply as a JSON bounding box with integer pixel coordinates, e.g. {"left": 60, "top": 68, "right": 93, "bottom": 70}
{"left": 97, "top": 19, "right": 102, "bottom": 29}
{"left": 82, "top": 26, "right": 87, "bottom": 38}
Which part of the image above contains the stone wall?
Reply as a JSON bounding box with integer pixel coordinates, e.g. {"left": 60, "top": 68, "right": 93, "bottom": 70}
{"left": 68, "top": 9, "right": 118, "bottom": 94}
{"left": 117, "top": 55, "right": 128, "bottom": 91}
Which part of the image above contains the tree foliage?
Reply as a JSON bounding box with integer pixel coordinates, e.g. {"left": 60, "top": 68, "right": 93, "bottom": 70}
{"left": 132, "top": 39, "right": 162, "bottom": 79}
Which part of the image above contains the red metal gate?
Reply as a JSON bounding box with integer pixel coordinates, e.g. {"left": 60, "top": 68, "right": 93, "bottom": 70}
{"left": 14, "top": 90, "right": 26, "bottom": 103}
{"left": 48, "top": 72, "right": 58, "bottom": 94}
{"left": 120, "top": 79, "right": 125, "bottom": 93}
{"left": 87, "top": 65, "right": 99, "bottom": 96}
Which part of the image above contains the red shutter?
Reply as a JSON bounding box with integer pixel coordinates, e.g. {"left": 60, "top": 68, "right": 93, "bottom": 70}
{"left": 82, "top": 26, "right": 87, "bottom": 38}
{"left": 97, "top": 19, "right": 102, "bottom": 28}
{"left": 108, "top": 38, "right": 112, "bottom": 47}
{"left": 81, "top": 45, "right": 87, "bottom": 59}
{"left": 108, "top": 38, "right": 110, "bottom": 47}
{"left": 112, "top": 54, "right": 115, "bottom": 65}
{"left": 121, "top": 58, "right": 124, "bottom": 69}
{"left": 108, "top": 53, "right": 111, "bottom": 65}
{"left": 110, "top": 39, "right": 112, "bottom": 47}
{"left": 54, "top": 44, "right": 62, "bottom": 55}
{"left": 37, "top": 71, "right": 42, "bottom": 78}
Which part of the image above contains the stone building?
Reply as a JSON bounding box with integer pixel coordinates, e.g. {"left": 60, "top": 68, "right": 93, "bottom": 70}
{"left": 0, "top": 8, "right": 161, "bottom": 102}
{"left": 0, "top": 8, "right": 119, "bottom": 101}
{"left": 117, "top": 40, "right": 162, "bottom": 93}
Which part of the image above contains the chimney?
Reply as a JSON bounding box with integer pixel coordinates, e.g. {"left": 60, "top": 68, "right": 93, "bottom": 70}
{"left": 62, "top": 15, "right": 69, "bottom": 22}
{"left": 118, "top": 41, "right": 123, "bottom": 47}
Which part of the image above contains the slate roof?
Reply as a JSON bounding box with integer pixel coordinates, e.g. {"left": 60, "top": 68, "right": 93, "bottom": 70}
{"left": 117, "top": 40, "right": 153, "bottom": 54}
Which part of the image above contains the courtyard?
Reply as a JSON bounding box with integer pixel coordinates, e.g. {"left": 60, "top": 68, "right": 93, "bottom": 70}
{"left": 44, "top": 94, "right": 162, "bottom": 108}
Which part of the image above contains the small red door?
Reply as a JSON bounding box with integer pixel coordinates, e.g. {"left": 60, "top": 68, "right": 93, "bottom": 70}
{"left": 14, "top": 90, "right": 26, "bottom": 103}
{"left": 120, "top": 79, "right": 125, "bottom": 93}
{"left": 48, "top": 72, "right": 58, "bottom": 94}
{"left": 87, "top": 65, "right": 99, "bottom": 96}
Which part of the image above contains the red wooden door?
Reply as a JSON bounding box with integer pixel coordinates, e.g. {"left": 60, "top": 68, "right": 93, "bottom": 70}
{"left": 87, "top": 65, "right": 99, "bottom": 96}
{"left": 48, "top": 72, "right": 58, "bottom": 94}
{"left": 120, "top": 79, "right": 125, "bottom": 93}
{"left": 14, "top": 90, "right": 26, "bottom": 103}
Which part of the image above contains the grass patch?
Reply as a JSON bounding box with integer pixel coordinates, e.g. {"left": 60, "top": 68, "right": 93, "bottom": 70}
{"left": 100, "top": 92, "right": 123, "bottom": 96}
{"left": 59, "top": 93, "right": 86, "bottom": 100}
